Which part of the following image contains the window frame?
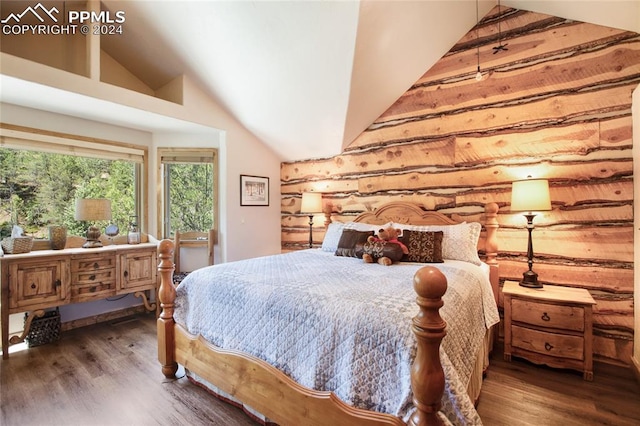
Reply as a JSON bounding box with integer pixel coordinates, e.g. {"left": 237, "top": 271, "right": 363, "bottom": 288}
{"left": 156, "top": 148, "right": 218, "bottom": 239}
{"left": 0, "top": 123, "right": 147, "bottom": 242}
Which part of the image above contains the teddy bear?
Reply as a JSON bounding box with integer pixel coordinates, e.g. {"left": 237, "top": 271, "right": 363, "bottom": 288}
{"left": 361, "top": 226, "right": 409, "bottom": 266}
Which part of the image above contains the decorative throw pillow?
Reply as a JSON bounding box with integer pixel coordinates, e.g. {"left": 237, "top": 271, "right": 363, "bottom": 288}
{"left": 321, "top": 222, "right": 345, "bottom": 252}
{"left": 399, "top": 230, "right": 444, "bottom": 263}
{"left": 394, "top": 222, "right": 482, "bottom": 265}
{"left": 335, "top": 229, "right": 374, "bottom": 257}
{"left": 356, "top": 239, "right": 405, "bottom": 262}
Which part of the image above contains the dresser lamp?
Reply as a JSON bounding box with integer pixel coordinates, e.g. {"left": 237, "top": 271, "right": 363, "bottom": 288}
{"left": 75, "top": 198, "right": 112, "bottom": 248}
{"left": 510, "top": 178, "right": 551, "bottom": 288}
{"left": 300, "top": 192, "right": 323, "bottom": 249}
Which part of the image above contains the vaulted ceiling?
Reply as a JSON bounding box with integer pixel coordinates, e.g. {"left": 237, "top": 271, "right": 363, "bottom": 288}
{"left": 1, "top": 1, "right": 638, "bottom": 161}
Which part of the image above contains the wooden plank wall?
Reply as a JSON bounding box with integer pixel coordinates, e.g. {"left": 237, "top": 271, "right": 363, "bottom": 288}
{"left": 281, "top": 7, "right": 640, "bottom": 366}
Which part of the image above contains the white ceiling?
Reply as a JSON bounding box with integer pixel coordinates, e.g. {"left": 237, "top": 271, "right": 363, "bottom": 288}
{"left": 1, "top": 1, "right": 638, "bottom": 161}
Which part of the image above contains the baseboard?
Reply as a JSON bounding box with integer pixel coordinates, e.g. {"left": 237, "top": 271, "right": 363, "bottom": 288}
{"left": 631, "top": 355, "right": 640, "bottom": 386}
{"left": 61, "top": 305, "right": 149, "bottom": 332}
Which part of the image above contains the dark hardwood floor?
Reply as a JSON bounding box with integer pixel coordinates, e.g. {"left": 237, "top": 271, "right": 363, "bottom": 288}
{"left": 477, "top": 343, "right": 640, "bottom": 426}
{"left": 1, "top": 313, "right": 639, "bottom": 426}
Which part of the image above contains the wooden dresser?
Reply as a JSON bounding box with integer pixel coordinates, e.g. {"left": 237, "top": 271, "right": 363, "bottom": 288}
{"left": 1, "top": 243, "right": 158, "bottom": 359}
{"left": 503, "top": 280, "right": 596, "bottom": 380}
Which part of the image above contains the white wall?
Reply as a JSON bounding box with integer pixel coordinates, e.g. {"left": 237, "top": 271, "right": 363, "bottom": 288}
{"left": 504, "top": 1, "right": 640, "bottom": 34}
{"left": 149, "top": 76, "right": 282, "bottom": 263}
{"left": 153, "top": 127, "right": 283, "bottom": 268}
{"left": 217, "top": 122, "right": 282, "bottom": 262}
{"left": 0, "top": 103, "right": 153, "bottom": 146}
{"left": 177, "top": 75, "right": 282, "bottom": 262}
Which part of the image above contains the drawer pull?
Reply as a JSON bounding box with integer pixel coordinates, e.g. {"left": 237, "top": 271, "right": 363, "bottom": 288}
{"left": 30, "top": 282, "right": 36, "bottom": 290}
{"left": 54, "top": 279, "right": 61, "bottom": 287}
{"left": 90, "top": 286, "right": 96, "bottom": 293}
{"left": 93, "top": 262, "right": 99, "bottom": 269}
{"left": 124, "top": 270, "right": 128, "bottom": 278}
{"left": 545, "top": 342, "right": 554, "bottom": 351}
{"left": 541, "top": 312, "right": 550, "bottom": 322}
{"left": 89, "top": 274, "right": 96, "bottom": 281}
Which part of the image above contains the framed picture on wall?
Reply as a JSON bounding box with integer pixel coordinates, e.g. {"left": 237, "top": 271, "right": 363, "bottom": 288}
{"left": 240, "top": 175, "right": 269, "bottom": 206}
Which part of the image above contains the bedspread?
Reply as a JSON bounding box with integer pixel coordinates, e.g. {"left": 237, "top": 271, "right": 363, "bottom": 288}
{"left": 174, "top": 250, "right": 499, "bottom": 425}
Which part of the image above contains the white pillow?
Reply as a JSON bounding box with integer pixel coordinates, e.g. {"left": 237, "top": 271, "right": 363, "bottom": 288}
{"left": 343, "top": 221, "right": 393, "bottom": 232}
{"left": 323, "top": 221, "right": 393, "bottom": 252}
{"left": 394, "top": 221, "right": 482, "bottom": 265}
{"left": 321, "top": 222, "right": 345, "bottom": 252}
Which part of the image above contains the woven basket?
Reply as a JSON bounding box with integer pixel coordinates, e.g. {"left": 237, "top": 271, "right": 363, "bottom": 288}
{"left": 25, "top": 308, "right": 61, "bottom": 347}
{"left": 1, "top": 236, "right": 34, "bottom": 254}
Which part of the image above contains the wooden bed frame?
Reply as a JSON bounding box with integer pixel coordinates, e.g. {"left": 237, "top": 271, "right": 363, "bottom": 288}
{"left": 157, "top": 201, "right": 499, "bottom": 426}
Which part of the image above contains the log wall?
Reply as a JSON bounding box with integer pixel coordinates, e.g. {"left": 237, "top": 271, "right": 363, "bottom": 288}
{"left": 281, "top": 7, "right": 640, "bottom": 366}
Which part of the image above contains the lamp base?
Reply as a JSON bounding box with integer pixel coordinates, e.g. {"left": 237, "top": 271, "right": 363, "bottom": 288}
{"left": 307, "top": 214, "right": 314, "bottom": 249}
{"left": 82, "top": 225, "right": 103, "bottom": 248}
{"left": 519, "top": 270, "right": 543, "bottom": 288}
{"left": 82, "top": 239, "right": 103, "bottom": 248}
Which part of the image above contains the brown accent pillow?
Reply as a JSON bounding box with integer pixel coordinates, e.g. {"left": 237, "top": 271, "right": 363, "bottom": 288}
{"left": 335, "top": 230, "right": 374, "bottom": 257}
{"left": 357, "top": 240, "right": 405, "bottom": 262}
{"left": 399, "top": 230, "right": 444, "bottom": 263}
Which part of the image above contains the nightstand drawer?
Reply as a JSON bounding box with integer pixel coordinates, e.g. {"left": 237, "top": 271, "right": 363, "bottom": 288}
{"left": 511, "top": 298, "right": 585, "bottom": 332}
{"left": 512, "top": 324, "right": 584, "bottom": 361}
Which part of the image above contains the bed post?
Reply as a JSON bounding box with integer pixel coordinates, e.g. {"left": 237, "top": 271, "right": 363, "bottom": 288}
{"left": 483, "top": 202, "right": 500, "bottom": 302}
{"left": 157, "top": 239, "right": 178, "bottom": 378}
{"left": 409, "top": 266, "right": 447, "bottom": 426}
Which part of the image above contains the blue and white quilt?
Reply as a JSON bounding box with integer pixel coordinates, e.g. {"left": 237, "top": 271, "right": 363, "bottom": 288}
{"left": 174, "top": 250, "right": 499, "bottom": 425}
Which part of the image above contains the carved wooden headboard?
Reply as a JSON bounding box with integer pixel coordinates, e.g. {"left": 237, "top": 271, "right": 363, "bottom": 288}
{"left": 344, "top": 201, "right": 500, "bottom": 301}
{"left": 352, "top": 201, "right": 461, "bottom": 226}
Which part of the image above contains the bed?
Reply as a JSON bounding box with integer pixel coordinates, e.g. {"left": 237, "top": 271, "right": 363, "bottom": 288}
{"left": 157, "top": 201, "right": 500, "bottom": 426}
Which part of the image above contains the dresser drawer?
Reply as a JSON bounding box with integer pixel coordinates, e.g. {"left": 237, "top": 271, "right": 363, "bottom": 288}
{"left": 511, "top": 298, "right": 585, "bottom": 332}
{"left": 512, "top": 324, "right": 584, "bottom": 361}
{"left": 71, "top": 269, "right": 116, "bottom": 301}
{"left": 71, "top": 256, "right": 116, "bottom": 272}
{"left": 71, "top": 255, "right": 117, "bottom": 301}
{"left": 73, "top": 268, "right": 116, "bottom": 285}
{"left": 71, "top": 281, "right": 117, "bottom": 300}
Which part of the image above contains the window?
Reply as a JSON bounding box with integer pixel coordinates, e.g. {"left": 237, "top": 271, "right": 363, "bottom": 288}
{"left": 0, "top": 125, "right": 145, "bottom": 240}
{"left": 158, "top": 149, "right": 217, "bottom": 238}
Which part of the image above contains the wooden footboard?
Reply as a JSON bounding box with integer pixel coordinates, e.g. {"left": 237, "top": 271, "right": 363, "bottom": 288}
{"left": 157, "top": 240, "right": 448, "bottom": 426}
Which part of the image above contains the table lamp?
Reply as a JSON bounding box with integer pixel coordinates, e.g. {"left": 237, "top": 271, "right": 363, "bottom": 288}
{"left": 510, "top": 178, "right": 551, "bottom": 288}
{"left": 300, "top": 192, "right": 323, "bottom": 249}
{"left": 75, "top": 198, "right": 112, "bottom": 248}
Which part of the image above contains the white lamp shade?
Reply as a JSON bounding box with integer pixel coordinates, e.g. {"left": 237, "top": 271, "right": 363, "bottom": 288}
{"left": 75, "top": 198, "right": 112, "bottom": 221}
{"left": 300, "top": 192, "right": 322, "bottom": 213}
{"left": 511, "top": 179, "right": 551, "bottom": 213}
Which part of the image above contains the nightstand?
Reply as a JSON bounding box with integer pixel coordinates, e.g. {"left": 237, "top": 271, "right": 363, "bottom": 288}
{"left": 503, "top": 280, "right": 596, "bottom": 380}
